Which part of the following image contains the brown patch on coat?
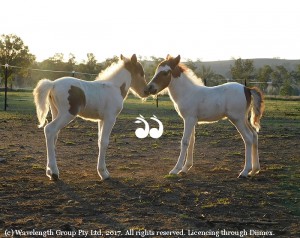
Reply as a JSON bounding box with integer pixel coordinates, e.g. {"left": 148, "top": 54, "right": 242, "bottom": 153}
{"left": 152, "top": 71, "right": 172, "bottom": 90}
{"left": 244, "top": 86, "right": 251, "bottom": 109}
{"left": 120, "top": 82, "right": 128, "bottom": 99}
{"left": 158, "top": 59, "right": 187, "bottom": 78}
{"left": 172, "top": 64, "right": 187, "bottom": 78}
{"left": 68, "top": 86, "right": 86, "bottom": 116}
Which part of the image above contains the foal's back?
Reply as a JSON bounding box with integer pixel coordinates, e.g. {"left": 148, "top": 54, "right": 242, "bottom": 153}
{"left": 50, "top": 77, "right": 123, "bottom": 121}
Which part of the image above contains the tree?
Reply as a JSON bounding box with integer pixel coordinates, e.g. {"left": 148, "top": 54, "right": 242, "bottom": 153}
{"left": 144, "top": 56, "right": 164, "bottom": 80}
{"left": 85, "top": 53, "right": 101, "bottom": 74}
{"left": 33, "top": 53, "right": 67, "bottom": 81}
{"left": 196, "top": 65, "right": 215, "bottom": 86}
{"left": 185, "top": 59, "right": 198, "bottom": 71}
{"left": 67, "top": 53, "right": 76, "bottom": 65}
{"left": 290, "top": 65, "right": 300, "bottom": 84}
{"left": 49, "top": 53, "right": 64, "bottom": 63}
{"left": 297, "top": 64, "right": 300, "bottom": 83}
{"left": 257, "top": 65, "right": 273, "bottom": 92}
{"left": 279, "top": 80, "right": 294, "bottom": 96}
{"left": 101, "top": 55, "right": 119, "bottom": 70}
{"left": 230, "top": 58, "right": 254, "bottom": 84}
{"left": 0, "top": 34, "right": 35, "bottom": 86}
{"left": 270, "top": 65, "right": 290, "bottom": 92}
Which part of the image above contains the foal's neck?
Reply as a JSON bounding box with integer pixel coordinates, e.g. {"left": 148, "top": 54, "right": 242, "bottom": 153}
{"left": 111, "top": 67, "right": 131, "bottom": 87}
{"left": 168, "top": 74, "right": 197, "bottom": 102}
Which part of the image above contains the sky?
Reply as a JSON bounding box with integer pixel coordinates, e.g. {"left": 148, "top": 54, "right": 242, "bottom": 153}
{"left": 1, "top": 0, "right": 299, "bottom": 63}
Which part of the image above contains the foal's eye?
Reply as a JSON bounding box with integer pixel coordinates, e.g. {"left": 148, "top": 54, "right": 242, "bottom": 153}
{"left": 162, "top": 71, "right": 169, "bottom": 76}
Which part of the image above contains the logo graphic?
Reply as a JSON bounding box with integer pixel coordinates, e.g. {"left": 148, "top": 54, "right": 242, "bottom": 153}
{"left": 134, "top": 115, "right": 164, "bottom": 139}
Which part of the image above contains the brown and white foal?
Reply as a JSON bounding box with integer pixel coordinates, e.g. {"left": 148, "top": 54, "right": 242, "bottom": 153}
{"left": 145, "top": 55, "right": 264, "bottom": 178}
{"left": 34, "top": 54, "right": 148, "bottom": 181}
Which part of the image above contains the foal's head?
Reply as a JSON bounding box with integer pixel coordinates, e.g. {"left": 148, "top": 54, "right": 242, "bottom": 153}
{"left": 145, "top": 55, "right": 184, "bottom": 95}
{"left": 121, "top": 54, "right": 148, "bottom": 98}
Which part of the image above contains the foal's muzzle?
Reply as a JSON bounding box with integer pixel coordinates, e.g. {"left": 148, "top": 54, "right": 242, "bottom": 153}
{"left": 145, "top": 84, "right": 157, "bottom": 95}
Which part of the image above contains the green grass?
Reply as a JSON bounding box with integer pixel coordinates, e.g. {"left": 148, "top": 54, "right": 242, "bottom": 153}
{"left": 0, "top": 91, "right": 35, "bottom": 113}
{"left": 32, "top": 164, "right": 44, "bottom": 170}
{"left": 3, "top": 92, "right": 299, "bottom": 126}
{"left": 179, "top": 214, "right": 190, "bottom": 219}
{"left": 263, "top": 98, "right": 300, "bottom": 128}
{"left": 201, "top": 198, "right": 231, "bottom": 209}
{"left": 22, "top": 155, "right": 35, "bottom": 161}
{"left": 226, "top": 151, "right": 243, "bottom": 157}
{"left": 211, "top": 166, "right": 230, "bottom": 172}
{"left": 267, "top": 164, "right": 285, "bottom": 171}
{"left": 118, "top": 166, "right": 131, "bottom": 171}
{"left": 63, "top": 141, "right": 76, "bottom": 146}
{"left": 163, "top": 174, "right": 179, "bottom": 180}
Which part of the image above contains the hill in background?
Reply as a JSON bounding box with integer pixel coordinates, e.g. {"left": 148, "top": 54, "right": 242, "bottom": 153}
{"left": 195, "top": 58, "right": 300, "bottom": 79}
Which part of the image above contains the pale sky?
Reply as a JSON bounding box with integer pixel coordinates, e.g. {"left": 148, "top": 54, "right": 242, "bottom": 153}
{"left": 1, "top": 0, "right": 299, "bottom": 62}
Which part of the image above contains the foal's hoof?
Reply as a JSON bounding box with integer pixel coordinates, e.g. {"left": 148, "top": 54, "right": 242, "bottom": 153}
{"left": 237, "top": 173, "right": 248, "bottom": 179}
{"left": 100, "top": 175, "right": 110, "bottom": 181}
{"left": 50, "top": 174, "right": 59, "bottom": 181}
{"left": 169, "top": 168, "right": 180, "bottom": 175}
{"left": 98, "top": 170, "right": 110, "bottom": 181}
{"left": 248, "top": 170, "right": 260, "bottom": 176}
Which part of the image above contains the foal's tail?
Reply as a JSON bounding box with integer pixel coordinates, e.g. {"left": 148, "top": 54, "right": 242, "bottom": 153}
{"left": 33, "top": 79, "right": 54, "bottom": 128}
{"left": 249, "top": 87, "right": 265, "bottom": 132}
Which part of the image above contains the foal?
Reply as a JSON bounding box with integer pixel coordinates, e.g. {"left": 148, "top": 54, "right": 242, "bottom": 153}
{"left": 145, "top": 55, "right": 264, "bottom": 178}
{"left": 33, "top": 54, "right": 148, "bottom": 180}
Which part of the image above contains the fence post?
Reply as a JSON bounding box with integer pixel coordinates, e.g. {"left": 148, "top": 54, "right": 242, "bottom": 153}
{"left": 72, "top": 71, "right": 75, "bottom": 77}
{"left": 4, "top": 64, "right": 8, "bottom": 111}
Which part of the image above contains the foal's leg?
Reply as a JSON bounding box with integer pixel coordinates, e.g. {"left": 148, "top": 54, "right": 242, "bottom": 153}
{"left": 170, "top": 117, "right": 197, "bottom": 175}
{"left": 44, "top": 113, "right": 75, "bottom": 180}
{"left": 49, "top": 98, "right": 59, "bottom": 145}
{"left": 232, "top": 119, "right": 254, "bottom": 178}
{"left": 97, "top": 117, "right": 116, "bottom": 180}
{"left": 247, "top": 122, "right": 260, "bottom": 176}
{"left": 181, "top": 126, "right": 195, "bottom": 173}
{"left": 49, "top": 97, "right": 58, "bottom": 121}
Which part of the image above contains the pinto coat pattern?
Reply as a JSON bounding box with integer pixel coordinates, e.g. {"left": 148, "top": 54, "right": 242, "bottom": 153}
{"left": 33, "top": 54, "right": 148, "bottom": 181}
{"left": 146, "top": 55, "right": 265, "bottom": 178}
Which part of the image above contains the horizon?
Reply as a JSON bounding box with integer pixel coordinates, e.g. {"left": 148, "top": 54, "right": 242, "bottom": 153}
{"left": 32, "top": 56, "right": 300, "bottom": 64}
{"left": 1, "top": 0, "right": 300, "bottom": 63}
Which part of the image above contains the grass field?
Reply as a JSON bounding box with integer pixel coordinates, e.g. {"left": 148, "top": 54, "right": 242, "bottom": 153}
{"left": 0, "top": 91, "right": 299, "bottom": 237}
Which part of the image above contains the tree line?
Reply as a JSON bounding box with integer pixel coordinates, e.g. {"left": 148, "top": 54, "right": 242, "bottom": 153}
{"left": 1, "top": 34, "right": 299, "bottom": 95}
{"left": 186, "top": 58, "right": 300, "bottom": 96}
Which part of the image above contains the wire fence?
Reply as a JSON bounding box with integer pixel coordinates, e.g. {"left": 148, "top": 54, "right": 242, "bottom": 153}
{"left": 0, "top": 63, "right": 98, "bottom": 82}
{"left": 1, "top": 63, "right": 298, "bottom": 111}
{"left": 0, "top": 64, "right": 101, "bottom": 110}
{"left": 0, "top": 63, "right": 268, "bottom": 88}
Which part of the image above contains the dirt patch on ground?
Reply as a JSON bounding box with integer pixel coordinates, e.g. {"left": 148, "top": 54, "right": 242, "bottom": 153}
{"left": 0, "top": 111, "right": 299, "bottom": 237}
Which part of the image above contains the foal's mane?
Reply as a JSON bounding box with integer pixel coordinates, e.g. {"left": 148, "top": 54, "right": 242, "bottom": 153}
{"left": 163, "top": 56, "right": 204, "bottom": 86}
{"left": 95, "top": 60, "right": 125, "bottom": 81}
{"left": 177, "top": 63, "right": 204, "bottom": 86}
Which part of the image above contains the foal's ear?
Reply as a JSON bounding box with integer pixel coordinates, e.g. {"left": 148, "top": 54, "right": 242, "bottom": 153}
{"left": 166, "top": 54, "right": 172, "bottom": 59}
{"left": 120, "top": 54, "right": 126, "bottom": 61}
{"left": 131, "top": 54, "right": 137, "bottom": 65}
{"left": 170, "top": 55, "right": 181, "bottom": 69}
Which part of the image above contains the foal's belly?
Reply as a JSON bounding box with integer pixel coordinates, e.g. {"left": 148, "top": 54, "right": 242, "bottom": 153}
{"left": 198, "top": 113, "right": 227, "bottom": 123}
{"left": 78, "top": 110, "right": 103, "bottom": 121}
{"left": 196, "top": 104, "right": 227, "bottom": 122}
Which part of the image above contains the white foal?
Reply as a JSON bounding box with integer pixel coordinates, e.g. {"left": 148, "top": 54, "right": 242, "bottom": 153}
{"left": 145, "top": 55, "right": 265, "bottom": 178}
{"left": 33, "top": 54, "right": 148, "bottom": 181}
